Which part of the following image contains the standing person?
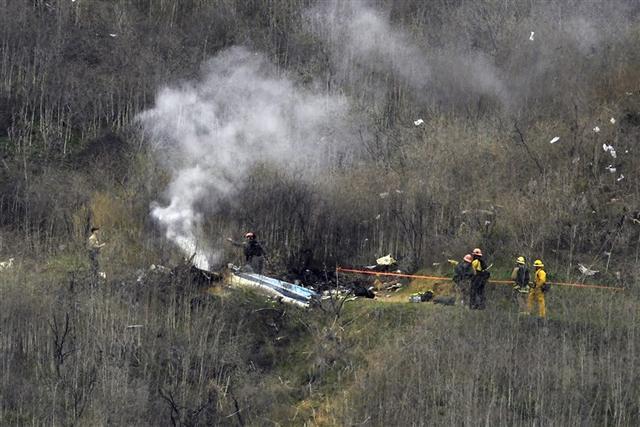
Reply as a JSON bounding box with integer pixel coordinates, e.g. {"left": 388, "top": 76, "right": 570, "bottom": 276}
{"left": 470, "top": 248, "right": 489, "bottom": 309}
{"left": 528, "top": 259, "right": 548, "bottom": 318}
{"left": 511, "top": 256, "right": 530, "bottom": 312}
{"left": 87, "top": 227, "right": 105, "bottom": 278}
{"left": 226, "top": 232, "right": 266, "bottom": 274}
{"left": 453, "top": 254, "right": 474, "bottom": 306}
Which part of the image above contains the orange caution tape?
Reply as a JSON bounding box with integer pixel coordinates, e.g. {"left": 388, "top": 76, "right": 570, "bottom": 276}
{"left": 335, "top": 267, "right": 625, "bottom": 292}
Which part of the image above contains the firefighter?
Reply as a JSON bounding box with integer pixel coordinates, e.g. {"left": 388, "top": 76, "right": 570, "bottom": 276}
{"left": 470, "top": 248, "right": 489, "bottom": 309}
{"left": 511, "top": 256, "right": 530, "bottom": 312}
{"left": 226, "top": 232, "right": 266, "bottom": 273}
{"left": 528, "top": 259, "right": 548, "bottom": 318}
{"left": 87, "top": 227, "right": 106, "bottom": 278}
{"left": 453, "top": 254, "right": 474, "bottom": 306}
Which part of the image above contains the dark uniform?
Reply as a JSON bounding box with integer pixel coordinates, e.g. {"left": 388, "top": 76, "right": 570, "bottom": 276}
{"left": 453, "top": 260, "right": 474, "bottom": 305}
{"left": 244, "top": 239, "right": 265, "bottom": 274}
{"left": 470, "top": 255, "right": 489, "bottom": 309}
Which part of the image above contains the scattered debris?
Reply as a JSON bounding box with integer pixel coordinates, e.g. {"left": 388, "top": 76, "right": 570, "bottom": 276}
{"left": 375, "top": 214, "right": 381, "bottom": 220}
{"left": 578, "top": 264, "right": 599, "bottom": 276}
{"left": 150, "top": 264, "right": 171, "bottom": 274}
{"left": 631, "top": 218, "right": 640, "bottom": 225}
{"left": 617, "top": 174, "right": 625, "bottom": 182}
{"left": 606, "top": 165, "right": 616, "bottom": 173}
{"left": 610, "top": 117, "right": 616, "bottom": 124}
{"left": 379, "top": 192, "right": 389, "bottom": 198}
{"left": 572, "top": 156, "right": 580, "bottom": 164}
{"left": 529, "top": 31, "right": 535, "bottom": 41}
{"left": 414, "top": 119, "right": 424, "bottom": 126}
{"left": 99, "top": 272, "right": 107, "bottom": 279}
{"left": 376, "top": 254, "right": 397, "bottom": 266}
{"left": 0, "top": 257, "right": 14, "bottom": 271}
{"left": 126, "top": 325, "right": 144, "bottom": 329}
{"left": 550, "top": 136, "right": 560, "bottom": 144}
{"left": 109, "top": 34, "right": 117, "bottom": 38}
{"left": 394, "top": 189, "right": 403, "bottom": 194}
{"left": 593, "top": 126, "right": 600, "bottom": 133}
{"left": 409, "top": 290, "right": 433, "bottom": 303}
{"left": 603, "top": 144, "right": 617, "bottom": 158}
{"left": 227, "top": 268, "right": 320, "bottom": 307}
{"left": 626, "top": 92, "right": 633, "bottom": 96}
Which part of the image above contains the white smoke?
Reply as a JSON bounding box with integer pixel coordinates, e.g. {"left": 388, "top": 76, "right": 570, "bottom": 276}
{"left": 138, "top": 47, "right": 347, "bottom": 269}
{"left": 309, "top": 0, "right": 509, "bottom": 108}
{"left": 309, "top": 0, "right": 430, "bottom": 91}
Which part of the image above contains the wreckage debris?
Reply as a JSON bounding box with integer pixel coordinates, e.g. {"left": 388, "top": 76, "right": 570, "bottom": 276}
{"left": 0, "top": 257, "right": 15, "bottom": 271}
{"left": 578, "top": 264, "right": 599, "bottom": 276}
{"left": 549, "top": 136, "right": 560, "bottom": 144}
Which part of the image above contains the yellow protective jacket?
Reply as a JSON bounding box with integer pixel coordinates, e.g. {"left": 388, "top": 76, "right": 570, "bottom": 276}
{"left": 471, "top": 259, "right": 483, "bottom": 273}
{"left": 534, "top": 268, "right": 546, "bottom": 289}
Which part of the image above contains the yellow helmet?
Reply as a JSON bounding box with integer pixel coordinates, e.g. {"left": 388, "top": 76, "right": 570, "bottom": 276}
{"left": 516, "top": 256, "right": 525, "bottom": 265}
{"left": 534, "top": 259, "right": 544, "bottom": 267}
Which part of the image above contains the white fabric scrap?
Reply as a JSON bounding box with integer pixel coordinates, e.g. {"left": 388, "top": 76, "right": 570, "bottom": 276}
{"left": 379, "top": 192, "right": 389, "bottom": 199}
{"left": 617, "top": 174, "right": 625, "bottom": 182}
{"left": 593, "top": 126, "right": 600, "bottom": 133}
{"left": 529, "top": 31, "right": 535, "bottom": 41}
{"left": 550, "top": 136, "right": 560, "bottom": 144}
{"left": 414, "top": 119, "right": 424, "bottom": 126}
{"left": 606, "top": 165, "right": 616, "bottom": 173}
{"left": 610, "top": 117, "right": 616, "bottom": 124}
{"left": 376, "top": 254, "right": 397, "bottom": 266}
{"left": 603, "top": 144, "right": 617, "bottom": 158}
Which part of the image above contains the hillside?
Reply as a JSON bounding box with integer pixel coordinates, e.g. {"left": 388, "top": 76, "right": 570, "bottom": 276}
{"left": 1, "top": 1, "right": 639, "bottom": 425}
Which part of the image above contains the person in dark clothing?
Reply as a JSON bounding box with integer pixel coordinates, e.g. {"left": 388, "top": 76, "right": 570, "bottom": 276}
{"left": 511, "top": 256, "right": 530, "bottom": 312}
{"left": 470, "top": 248, "right": 490, "bottom": 309}
{"left": 226, "top": 232, "right": 266, "bottom": 273}
{"left": 453, "top": 254, "right": 475, "bottom": 306}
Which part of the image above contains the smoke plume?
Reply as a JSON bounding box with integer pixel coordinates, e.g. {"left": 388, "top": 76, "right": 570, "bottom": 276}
{"left": 138, "top": 47, "right": 346, "bottom": 269}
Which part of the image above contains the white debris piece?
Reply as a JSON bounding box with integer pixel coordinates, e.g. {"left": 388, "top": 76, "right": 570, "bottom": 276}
{"left": 572, "top": 156, "right": 580, "bottom": 164}
{"left": 550, "top": 136, "right": 560, "bottom": 144}
{"left": 610, "top": 117, "right": 616, "bottom": 124}
{"left": 379, "top": 192, "right": 389, "bottom": 199}
{"left": 529, "top": 31, "right": 535, "bottom": 41}
{"left": 626, "top": 92, "right": 633, "bottom": 96}
{"left": 617, "top": 174, "right": 624, "bottom": 182}
{"left": 109, "top": 34, "right": 117, "bottom": 38}
{"left": 376, "top": 254, "right": 397, "bottom": 266}
{"left": 99, "top": 272, "right": 107, "bottom": 279}
{"left": 593, "top": 126, "right": 600, "bottom": 133}
{"left": 578, "top": 264, "right": 599, "bottom": 276}
{"left": 395, "top": 189, "right": 403, "bottom": 194}
{"left": 0, "top": 258, "right": 14, "bottom": 271}
{"left": 414, "top": 119, "right": 424, "bottom": 126}
{"left": 126, "top": 325, "right": 144, "bottom": 329}
{"left": 602, "top": 144, "right": 617, "bottom": 158}
{"left": 606, "top": 165, "right": 616, "bottom": 173}
{"left": 375, "top": 214, "right": 381, "bottom": 220}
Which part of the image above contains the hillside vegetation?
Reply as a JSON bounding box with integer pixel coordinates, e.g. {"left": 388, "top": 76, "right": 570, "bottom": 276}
{"left": 1, "top": 1, "right": 639, "bottom": 425}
